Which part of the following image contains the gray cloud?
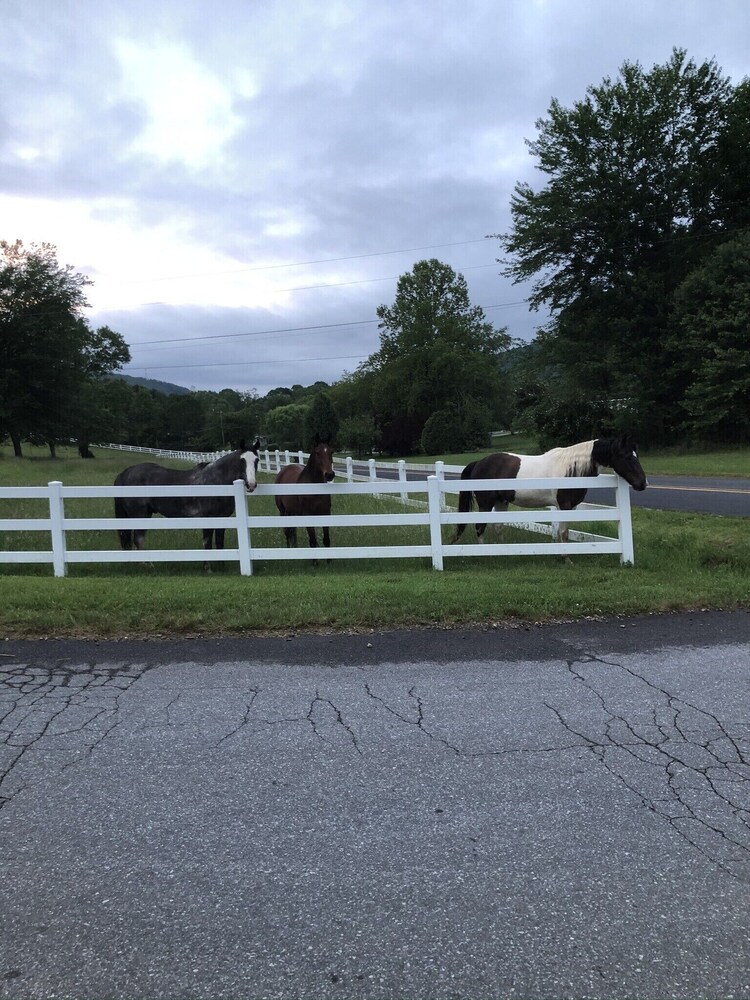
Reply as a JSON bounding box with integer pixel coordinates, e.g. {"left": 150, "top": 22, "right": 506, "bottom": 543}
{"left": 2, "top": 0, "right": 748, "bottom": 395}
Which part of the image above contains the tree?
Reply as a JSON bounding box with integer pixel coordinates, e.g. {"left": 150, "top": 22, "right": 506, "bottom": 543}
{"left": 499, "top": 50, "right": 746, "bottom": 441}
{"left": 264, "top": 403, "right": 310, "bottom": 449}
{"left": 305, "top": 392, "right": 339, "bottom": 447}
{"left": 673, "top": 231, "right": 750, "bottom": 441}
{"left": 367, "top": 259, "right": 511, "bottom": 453}
{"left": 0, "top": 240, "right": 129, "bottom": 455}
{"left": 339, "top": 414, "right": 378, "bottom": 458}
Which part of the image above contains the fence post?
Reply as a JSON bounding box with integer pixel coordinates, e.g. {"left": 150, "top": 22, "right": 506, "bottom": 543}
{"left": 232, "top": 480, "right": 253, "bottom": 576}
{"left": 346, "top": 456, "right": 353, "bottom": 483}
{"left": 616, "top": 475, "right": 635, "bottom": 565}
{"left": 435, "top": 460, "right": 447, "bottom": 511}
{"left": 48, "top": 481, "right": 67, "bottom": 578}
{"left": 274, "top": 449, "right": 281, "bottom": 472}
{"left": 427, "top": 476, "right": 444, "bottom": 570}
{"left": 398, "top": 460, "right": 407, "bottom": 503}
{"left": 368, "top": 458, "right": 379, "bottom": 498}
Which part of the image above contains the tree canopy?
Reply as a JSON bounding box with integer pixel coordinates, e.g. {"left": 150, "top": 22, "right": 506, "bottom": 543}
{"left": 0, "top": 240, "right": 130, "bottom": 455}
{"left": 356, "top": 259, "right": 511, "bottom": 453}
{"left": 499, "top": 49, "right": 750, "bottom": 444}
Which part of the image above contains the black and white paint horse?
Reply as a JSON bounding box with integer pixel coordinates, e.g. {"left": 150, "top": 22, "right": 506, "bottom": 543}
{"left": 452, "top": 435, "right": 647, "bottom": 544}
{"left": 114, "top": 441, "right": 261, "bottom": 565}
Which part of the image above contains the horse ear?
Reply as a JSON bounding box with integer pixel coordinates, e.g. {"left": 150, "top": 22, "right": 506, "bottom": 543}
{"left": 313, "top": 433, "right": 320, "bottom": 446}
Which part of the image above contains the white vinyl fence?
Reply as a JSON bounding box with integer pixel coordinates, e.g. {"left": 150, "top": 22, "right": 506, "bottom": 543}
{"left": 1, "top": 469, "right": 634, "bottom": 577}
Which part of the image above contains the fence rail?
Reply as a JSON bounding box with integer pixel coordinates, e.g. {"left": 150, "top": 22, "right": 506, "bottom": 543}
{"left": 1, "top": 471, "right": 634, "bottom": 577}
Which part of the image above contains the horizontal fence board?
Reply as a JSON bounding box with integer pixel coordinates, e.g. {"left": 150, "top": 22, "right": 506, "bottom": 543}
{"left": 248, "top": 513, "right": 429, "bottom": 528}
{"left": 441, "top": 475, "right": 617, "bottom": 492}
{"left": 0, "top": 519, "right": 52, "bottom": 531}
{"left": 248, "top": 545, "right": 433, "bottom": 561}
{"left": 448, "top": 540, "right": 622, "bottom": 557}
{"left": 65, "top": 548, "right": 240, "bottom": 564}
{"left": 441, "top": 508, "right": 618, "bottom": 525}
{"left": 0, "top": 551, "right": 54, "bottom": 564}
{"left": 62, "top": 516, "right": 239, "bottom": 531}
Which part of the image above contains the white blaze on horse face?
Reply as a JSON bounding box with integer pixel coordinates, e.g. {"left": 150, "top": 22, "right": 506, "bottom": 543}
{"left": 241, "top": 450, "right": 258, "bottom": 492}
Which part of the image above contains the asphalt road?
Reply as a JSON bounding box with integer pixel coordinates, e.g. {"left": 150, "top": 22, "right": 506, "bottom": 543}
{"left": 352, "top": 463, "right": 750, "bottom": 516}
{"left": 1, "top": 611, "right": 749, "bottom": 1000}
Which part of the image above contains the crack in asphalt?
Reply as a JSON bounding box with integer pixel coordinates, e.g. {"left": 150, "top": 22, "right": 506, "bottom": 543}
{"left": 549, "top": 650, "right": 750, "bottom": 879}
{"left": 2, "top": 650, "right": 748, "bottom": 880}
{"left": 364, "top": 682, "right": 463, "bottom": 755}
{"left": 0, "top": 658, "right": 151, "bottom": 811}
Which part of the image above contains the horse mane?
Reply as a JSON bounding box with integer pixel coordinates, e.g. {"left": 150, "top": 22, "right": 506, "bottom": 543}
{"left": 547, "top": 440, "right": 598, "bottom": 478}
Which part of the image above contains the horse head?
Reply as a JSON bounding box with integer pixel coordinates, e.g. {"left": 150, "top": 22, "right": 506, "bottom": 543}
{"left": 240, "top": 438, "right": 261, "bottom": 492}
{"left": 607, "top": 435, "right": 647, "bottom": 491}
{"left": 312, "top": 436, "right": 335, "bottom": 482}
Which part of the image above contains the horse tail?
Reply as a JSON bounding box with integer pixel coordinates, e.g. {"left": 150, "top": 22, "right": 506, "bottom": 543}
{"left": 458, "top": 462, "right": 477, "bottom": 513}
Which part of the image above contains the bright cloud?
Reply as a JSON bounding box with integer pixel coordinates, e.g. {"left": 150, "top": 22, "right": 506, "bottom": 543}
{"left": 113, "top": 38, "right": 243, "bottom": 171}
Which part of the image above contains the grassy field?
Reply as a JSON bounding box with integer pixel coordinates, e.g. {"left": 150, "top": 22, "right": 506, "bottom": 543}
{"left": 1, "top": 443, "right": 748, "bottom": 637}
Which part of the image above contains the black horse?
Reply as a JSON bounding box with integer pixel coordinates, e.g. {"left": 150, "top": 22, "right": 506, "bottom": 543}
{"left": 452, "top": 435, "right": 647, "bottom": 544}
{"left": 114, "top": 442, "right": 260, "bottom": 564}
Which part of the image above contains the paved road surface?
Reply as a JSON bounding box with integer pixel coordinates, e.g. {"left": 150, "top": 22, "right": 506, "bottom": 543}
{"left": 351, "top": 462, "right": 750, "bottom": 516}
{"left": 1, "top": 611, "right": 749, "bottom": 999}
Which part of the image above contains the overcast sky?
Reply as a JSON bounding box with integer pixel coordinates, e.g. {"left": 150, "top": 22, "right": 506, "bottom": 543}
{"left": 3, "top": 0, "right": 748, "bottom": 396}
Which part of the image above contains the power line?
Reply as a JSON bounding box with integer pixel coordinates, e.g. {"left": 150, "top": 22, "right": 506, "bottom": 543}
{"left": 128, "top": 299, "right": 530, "bottom": 351}
{"left": 124, "top": 353, "right": 369, "bottom": 373}
{"left": 118, "top": 238, "right": 491, "bottom": 284}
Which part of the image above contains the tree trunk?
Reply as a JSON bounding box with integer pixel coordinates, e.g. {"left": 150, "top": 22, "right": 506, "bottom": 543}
{"left": 48, "top": 440, "right": 57, "bottom": 458}
{"left": 10, "top": 430, "right": 23, "bottom": 457}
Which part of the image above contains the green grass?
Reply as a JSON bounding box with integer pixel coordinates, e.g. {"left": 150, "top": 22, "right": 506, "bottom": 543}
{"left": 0, "top": 442, "right": 748, "bottom": 637}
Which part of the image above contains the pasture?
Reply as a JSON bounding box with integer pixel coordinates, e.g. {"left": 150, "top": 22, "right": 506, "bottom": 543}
{"left": 1, "top": 443, "right": 748, "bottom": 637}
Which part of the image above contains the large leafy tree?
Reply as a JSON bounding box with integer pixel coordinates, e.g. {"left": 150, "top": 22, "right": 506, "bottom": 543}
{"left": 0, "top": 240, "right": 129, "bottom": 455}
{"left": 305, "top": 391, "right": 339, "bottom": 448}
{"left": 673, "top": 231, "right": 750, "bottom": 441}
{"left": 366, "top": 259, "right": 511, "bottom": 453}
{"left": 500, "top": 50, "right": 747, "bottom": 442}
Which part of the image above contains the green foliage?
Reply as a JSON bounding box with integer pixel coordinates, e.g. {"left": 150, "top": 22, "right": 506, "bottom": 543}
{"left": 366, "top": 259, "right": 511, "bottom": 453}
{"left": 339, "top": 414, "right": 378, "bottom": 458}
{"left": 0, "top": 240, "right": 129, "bottom": 455}
{"left": 528, "top": 392, "right": 616, "bottom": 451}
{"left": 674, "top": 231, "right": 750, "bottom": 441}
{"left": 420, "top": 407, "right": 464, "bottom": 454}
{"left": 264, "top": 403, "right": 310, "bottom": 450}
{"left": 499, "top": 49, "right": 750, "bottom": 444}
{"left": 305, "top": 392, "right": 339, "bottom": 446}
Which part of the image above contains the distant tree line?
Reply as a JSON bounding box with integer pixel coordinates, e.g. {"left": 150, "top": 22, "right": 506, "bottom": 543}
{"left": 3, "top": 50, "right": 748, "bottom": 459}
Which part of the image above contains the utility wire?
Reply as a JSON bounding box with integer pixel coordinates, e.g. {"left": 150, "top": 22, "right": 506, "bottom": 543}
{"left": 129, "top": 299, "right": 529, "bottom": 351}
{"left": 117, "top": 238, "right": 491, "bottom": 284}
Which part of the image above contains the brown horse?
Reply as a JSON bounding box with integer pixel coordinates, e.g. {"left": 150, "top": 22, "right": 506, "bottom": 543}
{"left": 274, "top": 437, "right": 335, "bottom": 556}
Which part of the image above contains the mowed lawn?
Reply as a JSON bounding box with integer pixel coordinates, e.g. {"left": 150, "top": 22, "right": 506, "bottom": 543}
{"left": 1, "top": 442, "right": 748, "bottom": 637}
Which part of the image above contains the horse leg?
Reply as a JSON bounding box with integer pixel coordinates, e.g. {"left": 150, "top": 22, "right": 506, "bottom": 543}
{"left": 492, "top": 499, "right": 509, "bottom": 540}
{"left": 283, "top": 524, "right": 297, "bottom": 547}
{"left": 475, "top": 494, "right": 496, "bottom": 543}
{"left": 306, "top": 527, "right": 319, "bottom": 566}
{"left": 322, "top": 525, "right": 331, "bottom": 565}
{"left": 554, "top": 506, "right": 573, "bottom": 564}
{"left": 202, "top": 528, "right": 215, "bottom": 573}
{"left": 118, "top": 528, "right": 133, "bottom": 550}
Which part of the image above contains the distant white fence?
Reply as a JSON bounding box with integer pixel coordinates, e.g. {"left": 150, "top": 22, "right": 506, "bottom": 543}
{"left": 0, "top": 472, "right": 634, "bottom": 577}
